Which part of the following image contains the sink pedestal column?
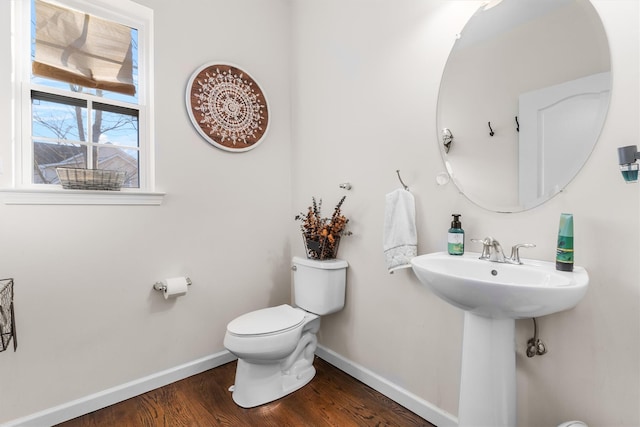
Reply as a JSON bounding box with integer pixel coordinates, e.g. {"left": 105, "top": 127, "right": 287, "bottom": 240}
{"left": 458, "top": 312, "right": 516, "bottom": 427}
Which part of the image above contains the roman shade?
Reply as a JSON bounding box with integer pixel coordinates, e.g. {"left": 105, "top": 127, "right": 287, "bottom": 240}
{"left": 33, "top": 0, "right": 135, "bottom": 96}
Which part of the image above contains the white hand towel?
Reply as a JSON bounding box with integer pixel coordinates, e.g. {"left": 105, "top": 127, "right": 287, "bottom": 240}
{"left": 383, "top": 188, "right": 417, "bottom": 273}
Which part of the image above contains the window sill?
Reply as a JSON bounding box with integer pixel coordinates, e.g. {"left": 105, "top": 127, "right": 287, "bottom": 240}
{"left": 0, "top": 188, "right": 165, "bottom": 205}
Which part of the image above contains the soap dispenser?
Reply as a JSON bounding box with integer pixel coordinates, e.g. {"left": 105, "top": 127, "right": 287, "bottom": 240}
{"left": 448, "top": 214, "right": 465, "bottom": 255}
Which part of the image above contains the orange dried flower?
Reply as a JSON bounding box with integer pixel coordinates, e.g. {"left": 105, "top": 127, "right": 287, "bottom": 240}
{"left": 295, "top": 196, "right": 351, "bottom": 260}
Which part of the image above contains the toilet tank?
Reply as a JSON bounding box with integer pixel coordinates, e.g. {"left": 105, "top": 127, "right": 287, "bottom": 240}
{"left": 292, "top": 256, "right": 348, "bottom": 315}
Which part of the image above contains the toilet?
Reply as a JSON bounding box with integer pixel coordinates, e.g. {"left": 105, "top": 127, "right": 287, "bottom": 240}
{"left": 223, "top": 256, "right": 348, "bottom": 408}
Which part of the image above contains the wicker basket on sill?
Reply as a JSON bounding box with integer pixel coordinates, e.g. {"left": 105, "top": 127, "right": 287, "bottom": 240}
{"left": 56, "top": 167, "right": 126, "bottom": 191}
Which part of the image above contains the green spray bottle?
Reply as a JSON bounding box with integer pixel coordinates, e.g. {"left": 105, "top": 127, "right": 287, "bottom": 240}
{"left": 556, "top": 213, "right": 574, "bottom": 272}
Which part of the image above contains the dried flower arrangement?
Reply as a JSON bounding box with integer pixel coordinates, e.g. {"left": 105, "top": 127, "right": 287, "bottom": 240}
{"left": 295, "top": 196, "right": 351, "bottom": 260}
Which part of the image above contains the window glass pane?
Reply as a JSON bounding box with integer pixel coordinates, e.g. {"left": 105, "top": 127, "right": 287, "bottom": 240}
{"left": 96, "top": 147, "right": 139, "bottom": 188}
{"left": 92, "top": 104, "right": 139, "bottom": 186}
{"left": 32, "top": 95, "right": 87, "bottom": 142}
{"left": 33, "top": 140, "right": 86, "bottom": 184}
{"left": 92, "top": 104, "right": 139, "bottom": 148}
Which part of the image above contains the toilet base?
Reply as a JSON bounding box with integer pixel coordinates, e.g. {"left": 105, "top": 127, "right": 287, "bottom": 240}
{"left": 230, "top": 328, "right": 319, "bottom": 408}
{"left": 231, "top": 357, "right": 316, "bottom": 408}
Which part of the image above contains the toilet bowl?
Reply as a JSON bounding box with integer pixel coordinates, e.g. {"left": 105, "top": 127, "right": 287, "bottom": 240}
{"left": 225, "top": 304, "right": 316, "bottom": 362}
{"left": 558, "top": 422, "right": 587, "bottom": 427}
{"left": 224, "top": 257, "right": 348, "bottom": 408}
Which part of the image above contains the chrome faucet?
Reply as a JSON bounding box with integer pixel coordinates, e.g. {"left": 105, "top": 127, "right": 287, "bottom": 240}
{"left": 472, "top": 237, "right": 535, "bottom": 264}
{"left": 472, "top": 237, "right": 505, "bottom": 262}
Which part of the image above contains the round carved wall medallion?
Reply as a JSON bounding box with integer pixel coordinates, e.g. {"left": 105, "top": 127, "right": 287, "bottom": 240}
{"left": 186, "top": 63, "right": 269, "bottom": 152}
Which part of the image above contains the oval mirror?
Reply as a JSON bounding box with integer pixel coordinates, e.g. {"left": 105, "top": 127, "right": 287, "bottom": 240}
{"left": 437, "top": 0, "right": 611, "bottom": 212}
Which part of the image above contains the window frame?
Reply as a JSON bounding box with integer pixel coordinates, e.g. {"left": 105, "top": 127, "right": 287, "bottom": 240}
{"left": 7, "top": 0, "right": 162, "bottom": 205}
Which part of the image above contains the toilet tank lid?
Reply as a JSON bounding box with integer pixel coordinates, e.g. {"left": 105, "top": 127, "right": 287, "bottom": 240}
{"left": 227, "top": 304, "right": 305, "bottom": 336}
{"left": 293, "top": 256, "right": 348, "bottom": 270}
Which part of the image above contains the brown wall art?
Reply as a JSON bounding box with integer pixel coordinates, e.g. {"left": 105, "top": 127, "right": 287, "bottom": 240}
{"left": 186, "top": 63, "right": 269, "bottom": 152}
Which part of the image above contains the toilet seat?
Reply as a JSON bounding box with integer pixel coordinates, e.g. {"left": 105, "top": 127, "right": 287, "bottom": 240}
{"left": 227, "top": 304, "right": 305, "bottom": 337}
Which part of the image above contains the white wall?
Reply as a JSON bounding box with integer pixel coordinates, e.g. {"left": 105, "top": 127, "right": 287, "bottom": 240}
{"left": 0, "top": 0, "right": 293, "bottom": 422}
{"left": 291, "top": 1, "right": 639, "bottom": 426}
{"left": 1, "top": 1, "right": 638, "bottom": 426}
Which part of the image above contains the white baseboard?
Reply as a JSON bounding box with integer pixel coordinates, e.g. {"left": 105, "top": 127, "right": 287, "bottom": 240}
{"left": 315, "top": 345, "right": 458, "bottom": 427}
{"left": 3, "top": 350, "right": 237, "bottom": 427}
{"left": 5, "top": 347, "right": 457, "bottom": 427}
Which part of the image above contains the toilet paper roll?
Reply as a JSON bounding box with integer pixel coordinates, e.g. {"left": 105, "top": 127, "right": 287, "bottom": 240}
{"left": 162, "top": 277, "right": 189, "bottom": 299}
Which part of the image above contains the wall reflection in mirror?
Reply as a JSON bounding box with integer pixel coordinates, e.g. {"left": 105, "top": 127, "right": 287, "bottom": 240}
{"left": 437, "top": 0, "right": 610, "bottom": 212}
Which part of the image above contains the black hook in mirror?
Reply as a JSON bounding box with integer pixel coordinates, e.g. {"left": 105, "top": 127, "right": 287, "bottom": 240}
{"left": 488, "top": 121, "right": 495, "bottom": 137}
{"left": 515, "top": 116, "right": 520, "bottom": 132}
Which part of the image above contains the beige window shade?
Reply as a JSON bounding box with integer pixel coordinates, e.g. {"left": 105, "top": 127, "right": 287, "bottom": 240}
{"left": 33, "top": 0, "right": 135, "bottom": 96}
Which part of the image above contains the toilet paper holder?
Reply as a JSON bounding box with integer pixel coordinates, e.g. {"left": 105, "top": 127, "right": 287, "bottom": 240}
{"left": 153, "top": 277, "right": 192, "bottom": 292}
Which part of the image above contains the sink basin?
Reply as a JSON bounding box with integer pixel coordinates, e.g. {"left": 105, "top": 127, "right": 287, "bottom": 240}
{"left": 411, "top": 251, "right": 589, "bottom": 426}
{"left": 411, "top": 251, "right": 589, "bottom": 319}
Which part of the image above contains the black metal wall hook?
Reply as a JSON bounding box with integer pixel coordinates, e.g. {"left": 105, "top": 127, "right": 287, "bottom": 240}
{"left": 488, "top": 121, "right": 495, "bottom": 137}
{"left": 515, "top": 116, "right": 520, "bottom": 132}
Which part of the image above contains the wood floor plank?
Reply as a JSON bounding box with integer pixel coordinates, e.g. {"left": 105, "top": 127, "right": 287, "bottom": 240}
{"left": 56, "top": 357, "right": 435, "bottom": 426}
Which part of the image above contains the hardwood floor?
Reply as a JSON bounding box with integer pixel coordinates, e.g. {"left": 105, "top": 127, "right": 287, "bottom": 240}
{"left": 56, "top": 357, "right": 435, "bottom": 426}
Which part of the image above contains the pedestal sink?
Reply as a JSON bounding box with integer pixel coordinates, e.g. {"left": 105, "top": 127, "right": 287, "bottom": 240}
{"left": 411, "top": 252, "right": 589, "bottom": 427}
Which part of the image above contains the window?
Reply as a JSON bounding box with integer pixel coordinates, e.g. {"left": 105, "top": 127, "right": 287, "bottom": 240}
{"left": 11, "top": 0, "right": 158, "bottom": 202}
{"left": 32, "top": 91, "right": 140, "bottom": 188}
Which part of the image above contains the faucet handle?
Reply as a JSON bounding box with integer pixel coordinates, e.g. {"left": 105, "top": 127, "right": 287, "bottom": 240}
{"left": 471, "top": 237, "right": 494, "bottom": 259}
{"left": 509, "top": 243, "right": 536, "bottom": 264}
